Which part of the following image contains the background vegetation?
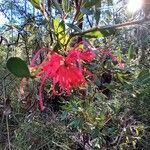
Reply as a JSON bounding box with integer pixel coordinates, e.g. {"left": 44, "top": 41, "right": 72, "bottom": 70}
{"left": 0, "top": 0, "right": 150, "bottom": 149}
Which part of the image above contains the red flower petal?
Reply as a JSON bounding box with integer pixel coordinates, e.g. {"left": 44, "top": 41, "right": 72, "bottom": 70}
{"left": 52, "top": 65, "right": 86, "bottom": 95}
{"left": 42, "top": 53, "right": 64, "bottom": 77}
{"left": 65, "top": 49, "right": 81, "bottom": 64}
{"left": 80, "top": 50, "right": 96, "bottom": 62}
{"left": 20, "top": 78, "right": 26, "bottom": 96}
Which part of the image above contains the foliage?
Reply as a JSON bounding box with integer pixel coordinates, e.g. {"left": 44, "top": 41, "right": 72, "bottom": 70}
{"left": 0, "top": 0, "right": 150, "bottom": 150}
{"left": 14, "top": 116, "right": 73, "bottom": 150}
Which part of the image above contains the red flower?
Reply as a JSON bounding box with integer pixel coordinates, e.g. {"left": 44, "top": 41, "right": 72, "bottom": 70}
{"left": 42, "top": 53, "right": 64, "bottom": 77}
{"left": 65, "top": 49, "right": 81, "bottom": 64}
{"left": 53, "top": 65, "right": 86, "bottom": 95}
{"left": 30, "top": 48, "right": 95, "bottom": 111}
{"left": 80, "top": 50, "right": 96, "bottom": 62}
{"left": 20, "top": 45, "right": 125, "bottom": 111}
{"left": 65, "top": 49, "right": 96, "bottom": 64}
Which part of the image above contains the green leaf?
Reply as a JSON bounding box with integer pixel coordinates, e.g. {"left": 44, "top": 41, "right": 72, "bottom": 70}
{"left": 116, "top": 72, "right": 124, "bottom": 83}
{"left": 28, "top": 0, "right": 41, "bottom": 9}
{"left": 137, "top": 69, "right": 150, "bottom": 85}
{"left": 53, "top": 18, "right": 65, "bottom": 34}
{"left": 62, "top": 0, "right": 70, "bottom": 12}
{"left": 53, "top": 42, "right": 62, "bottom": 51}
{"left": 80, "top": 8, "right": 93, "bottom": 15}
{"left": 53, "top": 17, "right": 60, "bottom": 32}
{"left": 75, "top": 12, "right": 84, "bottom": 22}
{"left": 84, "top": 28, "right": 115, "bottom": 38}
{"left": 6, "top": 57, "right": 31, "bottom": 78}
{"left": 53, "top": 18, "right": 67, "bottom": 45}
{"left": 59, "top": 21, "right": 65, "bottom": 34}
{"left": 68, "top": 118, "right": 83, "bottom": 128}
{"left": 138, "top": 69, "right": 149, "bottom": 78}
{"left": 127, "top": 44, "right": 133, "bottom": 63}
{"left": 83, "top": 0, "right": 101, "bottom": 8}
{"left": 61, "top": 111, "right": 68, "bottom": 121}
{"left": 67, "top": 23, "right": 82, "bottom": 32}
{"left": 52, "top": 0, "right": 63, "bottom": 14}
{"left": 95, "top": 9, "right": 101, "bottom": 25}
{"left": 84, "top": 31, "right": 102, "bottom": 38}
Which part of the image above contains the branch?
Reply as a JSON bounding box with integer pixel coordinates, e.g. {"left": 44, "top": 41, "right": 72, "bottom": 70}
{"left": 70, "top": 18, "right": 150, "bottom": 37}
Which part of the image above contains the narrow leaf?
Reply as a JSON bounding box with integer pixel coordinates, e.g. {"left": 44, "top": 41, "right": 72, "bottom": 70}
{"left": 83, "top": 0, "right": 101, "bottom": 8}
{"left": 67, "top": 23, "right": 82, "bottom": 32}
{"left": 62, "top": 0, "right": 70, "bottom": 12}
{"left": 95, "top": 9, "right": 101, "bottom": 25}
{"left": 127, "top": 44, "right": 133, "bottom": 63}
{"left": 80, "top": 8, "right": 93, "bottom": 15}
{"left": 137, "top": 69, "right": 150, "bottom": 85}
{"left": 52, "top": 0, "right": 63, "bottom": 14}
{"left": 28, "top": 0, "right": 41, "bottom": 9}
{"left": 84, "top": 28, "right": 116, "bottom": 38}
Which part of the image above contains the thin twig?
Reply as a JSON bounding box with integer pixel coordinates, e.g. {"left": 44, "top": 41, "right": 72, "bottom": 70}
{"left": 64, "top": 18, "right": 150, "bottom": 49}
{"left": 6, "top": 116, "right": 11, "bottom": 150}
{"left": 71, "top": 18, "right": 150, "bottom": 37}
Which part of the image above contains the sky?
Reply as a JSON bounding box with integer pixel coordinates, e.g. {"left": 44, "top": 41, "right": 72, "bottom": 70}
{"left": 0, "top": 0, "right": 8, "bottom": 26}
{"left": 0, "top": 0, "right": 143, "bottom": 26}
{"left": 0, "top": 12, "right": 8, "bottom": 25}
{"left": 0, "top": 3, "right": 6, "bottom": 32}
{"left": 0, "top": 0, "right": 35, "bottom": 26}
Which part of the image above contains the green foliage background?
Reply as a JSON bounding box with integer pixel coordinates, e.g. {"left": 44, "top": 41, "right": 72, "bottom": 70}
{"left": 0, "top": 0, "right": 150, "bottom": 149}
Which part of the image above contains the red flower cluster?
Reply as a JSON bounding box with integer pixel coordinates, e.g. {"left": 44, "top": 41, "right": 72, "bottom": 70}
{"left": 30, "top": 48, "right": 95, "bottom": 111}
{"left": 20, "top": 44, "right": 125, "bottom": 111}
